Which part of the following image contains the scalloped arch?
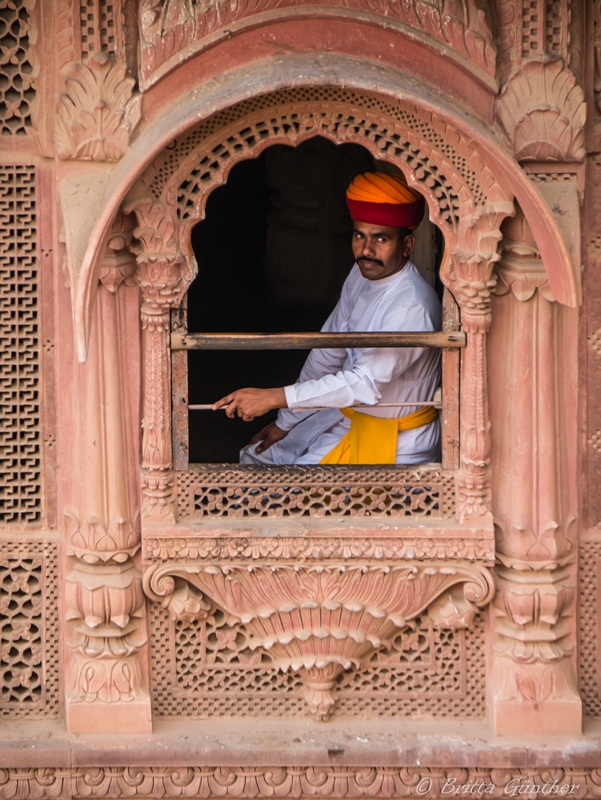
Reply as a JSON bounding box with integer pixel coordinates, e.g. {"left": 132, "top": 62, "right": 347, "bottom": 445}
{"left": 70, "top": 54, "right": 579, "bottom": 362}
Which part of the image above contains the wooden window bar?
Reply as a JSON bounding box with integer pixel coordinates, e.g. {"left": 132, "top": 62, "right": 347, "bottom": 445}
{"left": 171, "top": 296, "right": 463, "bottom": 470}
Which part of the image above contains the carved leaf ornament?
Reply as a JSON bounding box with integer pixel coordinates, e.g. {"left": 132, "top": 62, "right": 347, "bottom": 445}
{"left": 496, "top": 58, "right": 586, "bottom": 162}
{"left": 55, "top": 52, "right": 141, "bottom": 161}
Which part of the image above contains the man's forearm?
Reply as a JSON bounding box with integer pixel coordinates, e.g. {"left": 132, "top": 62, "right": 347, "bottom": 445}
{"left": 213, "top": 386, "right": 287, "bottom": 421}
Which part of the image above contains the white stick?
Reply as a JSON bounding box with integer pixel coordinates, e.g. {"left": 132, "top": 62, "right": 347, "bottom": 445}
{"left": 189, "top": 402, "right": 441, "bottom": 411}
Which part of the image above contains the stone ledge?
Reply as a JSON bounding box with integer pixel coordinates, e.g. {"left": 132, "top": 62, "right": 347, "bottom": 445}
{"left": 3, "top": 718, "right": 601, "bottom": 770}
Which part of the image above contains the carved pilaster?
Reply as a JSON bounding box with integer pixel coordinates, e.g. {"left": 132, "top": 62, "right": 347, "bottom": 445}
{"left": 64, "top": 279, "right": 151, "bottom": 733}
{"left": 487, "top": 207, "right": 580, "bottom": 734}
{"left": 446, "top": 205, "right": 512, "bottom": 523}
{"left": 123, "top": 194, "right": 197, "bottom": 524}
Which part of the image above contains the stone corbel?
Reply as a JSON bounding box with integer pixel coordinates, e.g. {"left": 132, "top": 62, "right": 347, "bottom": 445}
{"left": 144, "top": 562, "right": 494, "bottom": 720}
{"left": 122, "top": 192, "right": 197, "bottom": 524}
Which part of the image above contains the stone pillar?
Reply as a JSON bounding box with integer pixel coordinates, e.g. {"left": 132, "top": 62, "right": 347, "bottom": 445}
{"left": 487, "top": 208, "right": 580, "bottom": 735}
{"left": 124, "top": 195, "right": 197, "bottom": 524}
{"left": 64, "top": 229, "right": 152, "bottom": 732}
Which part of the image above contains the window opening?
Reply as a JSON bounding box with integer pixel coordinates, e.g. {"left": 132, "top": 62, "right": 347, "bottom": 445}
{"left": 180, "top": 137, "right": 451, "bottom": 466}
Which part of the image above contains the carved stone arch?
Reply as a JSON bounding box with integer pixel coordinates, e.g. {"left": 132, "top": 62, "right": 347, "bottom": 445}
{"left": 120, "top": 85, "right": 517, "bottom": 535}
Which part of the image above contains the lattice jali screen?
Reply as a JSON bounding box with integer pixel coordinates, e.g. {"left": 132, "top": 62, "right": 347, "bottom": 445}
{"left": 150, "top": 604, "right": 485, "bottom": 718}
{"left": 0, "top": 0, "right": 37, "bottom": 135}
{"left": 150, "top": 85, "right": 487, "bottom": 214}
{"left": 176, "top": 466, "right": 456, "bottom": 520}
{"left": 579, "top": 542, "right": 601, "bottom": 716}
{"left": 0, "top": 541, "right": 59, "bottom": 718}
{"left": 0, "top": 165, "right": 42, "bottom": 526}
{"left": 80, "top": 0, "right": 116, "bottom": 57}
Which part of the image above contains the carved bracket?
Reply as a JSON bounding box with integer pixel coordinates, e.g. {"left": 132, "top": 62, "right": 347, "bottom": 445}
{"left": 144, "top": 561, "right": 494, "bottom": 720}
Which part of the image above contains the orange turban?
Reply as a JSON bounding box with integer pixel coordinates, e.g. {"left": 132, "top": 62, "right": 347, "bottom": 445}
{"left": 346, "top": 172, "right": 425, "bottom": 229}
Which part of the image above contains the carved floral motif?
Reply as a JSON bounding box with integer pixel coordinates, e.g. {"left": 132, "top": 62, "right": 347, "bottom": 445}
{"left": 496, "top": 58, "right": 586, "bottom": 163}
{"left": 55, "top": 53, "right": 141, "bottom": 161}
{"left": 138, "top": 0, "right": 496, "bottom": 85}
{"left": 1, "top": 765, "right": 600, "bottom": 799}
{"left": 144, "top": 562, "right": 494, "bottom": 719}
{"left": 143, "top": 533, "right": 495, "bottom": 563}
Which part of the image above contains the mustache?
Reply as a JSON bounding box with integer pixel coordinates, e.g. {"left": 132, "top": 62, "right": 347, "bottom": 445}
{"left": 358, "top": 257, "right": 384, "bottom": 267}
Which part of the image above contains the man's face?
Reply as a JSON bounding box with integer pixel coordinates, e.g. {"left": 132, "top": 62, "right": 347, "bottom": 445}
{"left": 352, "top": 221, "right": 415, "bottom": 281}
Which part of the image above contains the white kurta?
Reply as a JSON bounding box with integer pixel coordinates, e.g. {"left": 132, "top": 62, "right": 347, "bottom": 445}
{"left": 240, "top": 261, "right": 442, "bottom": 465}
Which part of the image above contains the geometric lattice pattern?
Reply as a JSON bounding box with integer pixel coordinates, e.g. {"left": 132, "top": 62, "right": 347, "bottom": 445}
{"left": 589, "top": 327, "right": 601, "bottom": 357}
{"left": 149, "top": 85, "right": 487, "bottom": 220}
{"left": 545, "top": 0, "right": 562, "bottom": 54}
{"left": 171, "top": 87, "right": 478, "bottom": 228}
{"left": 150, "top": 604, "right": 485, "bottom": 719}
{"left": 0, "top": 541, "right": 59, "bottom": 718}
{"left": 176, "top": 466, "right": 456, "bottom": 520}
{"left": 80, "top": 0, "right": 116, "bottom": 57}
{"left": 0, "top": 165, "right": 41, "bottom": 524}
{"left": 0, "top": 0, "right": 36, "bottom": 135}
{"left": 579, "top": 541, "right": 601, "bottom": 717}
{"left": 522, "top": 0, "right": 540, "bottom": 58}
{"left": 590, "top": 430, "right": 601, "bottom": 455}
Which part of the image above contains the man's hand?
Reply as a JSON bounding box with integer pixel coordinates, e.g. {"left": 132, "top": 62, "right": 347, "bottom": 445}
{"left": 212, "top": 387, "right": 287, "bottom": 421}
{"left": 250, "top": 421, "right": 289, "bottom": 454}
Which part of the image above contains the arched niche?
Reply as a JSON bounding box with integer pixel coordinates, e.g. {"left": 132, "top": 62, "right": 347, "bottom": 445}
{"left": 66, "top": 54, "right": 578, "bottom": 369}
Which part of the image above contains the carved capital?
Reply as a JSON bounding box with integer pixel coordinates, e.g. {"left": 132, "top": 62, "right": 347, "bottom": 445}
{"left": 65, "top": 509, "right": 140, "bottom": 563}
{"left": 99, "top": 213, "right": 138, "bottom": 293}
{"left": 496, "top": 58, "right": 586, "bottom": 163}
{"left": 55, "top": 53, "right": 141, "bottom": 161}
{"left": 493, "top": 559, "right": 575, "bottom": 663}
{"left": 496, "top": 208, "right": 554, "bottom": 302}
{"left": 66, "top": 561, "right": 145, "bottom": 631}
{"left": 144, "top": 561, "right": 494, "bottom": 719}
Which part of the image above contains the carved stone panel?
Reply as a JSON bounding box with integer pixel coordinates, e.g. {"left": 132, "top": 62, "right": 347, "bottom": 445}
{"left": 138, "top": 0, "right": 496, "bottom": 87}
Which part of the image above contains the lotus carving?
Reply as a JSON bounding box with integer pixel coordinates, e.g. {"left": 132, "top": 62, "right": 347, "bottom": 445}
{"left": 144, "top": 562, "right": 494, "bottom": 719}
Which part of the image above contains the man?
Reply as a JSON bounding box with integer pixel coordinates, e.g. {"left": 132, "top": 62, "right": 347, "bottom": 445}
{"left": 212, "top": 171, "right": 442, "bottom": 465}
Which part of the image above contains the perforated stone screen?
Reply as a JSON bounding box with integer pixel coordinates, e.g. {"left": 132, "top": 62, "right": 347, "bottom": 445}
{"left": 150, "top": 604, "right": 485, "bottom": 719}
{"left": 0, "top": 165, "right": 42, "bottom": 525}
{"left": 0, "top": 541, "right": 59, "bottom": 718}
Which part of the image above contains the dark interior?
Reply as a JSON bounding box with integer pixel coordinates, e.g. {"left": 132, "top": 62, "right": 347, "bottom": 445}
{"left": 186, "top": 137, "right": 442, "bottom": 463}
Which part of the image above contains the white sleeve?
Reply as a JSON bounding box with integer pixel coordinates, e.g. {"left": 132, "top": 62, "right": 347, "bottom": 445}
{"left": 284, "top": 303, "right": 434, "bottom": 411}
{"left": 275, "top": 272, "right": 353, "bottom": 431}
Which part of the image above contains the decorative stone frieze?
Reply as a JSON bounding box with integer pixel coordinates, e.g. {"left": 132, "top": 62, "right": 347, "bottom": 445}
{"left": 55, "top": 53, "right": 141, "bottom": 161}
{"left": 138, "top": 0, "right": 496, "bottom": 87}
{"left": 1, "top": 764, "right": 601, "bottom": 799}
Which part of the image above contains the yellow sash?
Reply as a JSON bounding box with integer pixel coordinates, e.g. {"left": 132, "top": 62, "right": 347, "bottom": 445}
{"left": 320, "top": 405, "right": 438, "bottom": 465}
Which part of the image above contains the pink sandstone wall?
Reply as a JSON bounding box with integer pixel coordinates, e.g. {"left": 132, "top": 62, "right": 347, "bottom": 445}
{"left": 1, "top": 1, "right": 601, "bottom": 797}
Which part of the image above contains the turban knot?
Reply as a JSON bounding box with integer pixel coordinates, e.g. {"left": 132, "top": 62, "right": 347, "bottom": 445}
{"left": 346, "top": 172, "right": 425, "bottom": 229}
